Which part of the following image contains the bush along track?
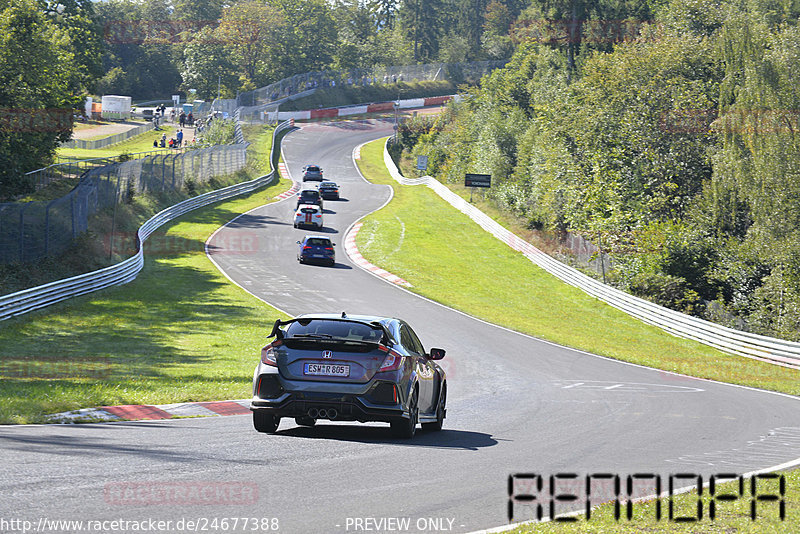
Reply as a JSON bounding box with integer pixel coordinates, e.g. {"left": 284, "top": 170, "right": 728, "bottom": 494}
{"left": 0, "top": 125, "right": 292, "bottom": 424}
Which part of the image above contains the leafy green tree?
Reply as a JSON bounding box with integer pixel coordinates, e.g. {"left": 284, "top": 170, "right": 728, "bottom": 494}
{"left": 94, "top": 0, "right": 182, "bottom": 100}
{"left": 217, "top": 0, "right": 285, "bottom": 87}
{"left": 0, "top": 0, "right": 82, "bottom": 198}
{"left": 398, "top": 0, "right": 447, "bottom": 61}
{"left": 40, "top": 0, "right": 103, "bottom": 92}
{"left": 180, "top": 26, "right": 239, "bottom": 100}
{"left": 269, "top": 0, "right": 337, "bottom": 75}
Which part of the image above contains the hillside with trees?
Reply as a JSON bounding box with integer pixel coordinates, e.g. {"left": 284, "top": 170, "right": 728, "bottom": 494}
{"left": 397, "top": 0, "right": 800, "bottom": 341}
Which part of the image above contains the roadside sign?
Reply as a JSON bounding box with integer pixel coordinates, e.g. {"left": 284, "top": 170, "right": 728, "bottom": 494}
{"left": 465, "top": 173, "right": 491, "bottom": 188}
{"left": 417, "top": 155, "right": 428, "bottom": 171}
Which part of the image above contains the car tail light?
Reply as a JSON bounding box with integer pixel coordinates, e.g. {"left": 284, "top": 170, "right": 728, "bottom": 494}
{"left": 378, "top": 346, "right": 403, "bottom": 372}
{"left": 324, "top": 247, "right": 333, "bottom": 251}
{"left": 261, "top": 340, "right": 281, "bottom": 366}
{"left": 303, "top": 246, "right": 312, "bottom": 250}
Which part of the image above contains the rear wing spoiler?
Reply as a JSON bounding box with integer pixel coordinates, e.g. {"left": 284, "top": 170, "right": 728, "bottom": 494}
{"left": 267, "top": 317, "right": 393, "bottom": 346}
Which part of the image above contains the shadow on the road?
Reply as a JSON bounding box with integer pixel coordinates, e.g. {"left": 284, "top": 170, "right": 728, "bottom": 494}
{"left": 315, "top": 227, "right": 339, "bottom": 234}
{"left": 274, "top": 425, "right": 499, "bottom": 450}
{"left": 223, "top": 213, "right": 284, "bottom": 229}
{"left": 298, "top": 261, "right": 351, "bottom": 269}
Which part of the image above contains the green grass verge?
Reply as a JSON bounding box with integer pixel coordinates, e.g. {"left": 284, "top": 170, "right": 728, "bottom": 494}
{"left": 355, "top": 138, "right": 800, "bottom": 396}
{"left": 508, "top": 470, "right": 796, "bottom": 532}
{"left": 0, "top": 127, "right": 290, "bottom": 423}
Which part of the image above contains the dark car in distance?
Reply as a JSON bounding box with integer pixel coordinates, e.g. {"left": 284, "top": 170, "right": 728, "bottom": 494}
{"left": 302, "top": 165, "right": 324, "bottom": 182}
{"left": 318, "top": 180, "right": 340, "bottom": 200}
{"left": 296, "top": 235, "right": 335, "bottom": 265}
{"left": 296, "top": 188, "right": 323, "bottom": 210}
{"left": 251, "top": 313, "right": 447, "bottom": 438}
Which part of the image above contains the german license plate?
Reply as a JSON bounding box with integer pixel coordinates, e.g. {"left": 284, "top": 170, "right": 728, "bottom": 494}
{"left": 304, "top": 363, "right": 350, "bottom": 377}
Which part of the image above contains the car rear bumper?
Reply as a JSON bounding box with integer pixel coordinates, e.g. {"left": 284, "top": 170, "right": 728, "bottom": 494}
{"left": 251, "top": 394, "right": 404, "bottom": 422}
{"left": 251, "top": 376, "right": 405, "bottom": 422}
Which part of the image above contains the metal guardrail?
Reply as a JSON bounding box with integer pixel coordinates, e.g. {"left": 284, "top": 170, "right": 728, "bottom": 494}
{"left": 382, "top": 140, "right": 800, "bottom": 370}
{"left": 61, "top": 122, "right": 155, "bottom": 150}
{"left": 0, "top": 120, "right": 293, "bottom": 322}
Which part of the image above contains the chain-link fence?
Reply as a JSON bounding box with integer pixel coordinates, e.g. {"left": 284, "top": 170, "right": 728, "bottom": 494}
{"left": 24, "top": 149, "right": 179, "bottom": 192}
{"left": 0, "top": 144, "right": 248, "bottom": 264}
{"left": 227, "top": 60, "right": 508, "bottom": 111}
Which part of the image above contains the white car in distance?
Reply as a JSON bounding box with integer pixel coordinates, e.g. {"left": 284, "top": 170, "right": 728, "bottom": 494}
{"left": 294, "top": 204, "right": 323, "bottom": 229}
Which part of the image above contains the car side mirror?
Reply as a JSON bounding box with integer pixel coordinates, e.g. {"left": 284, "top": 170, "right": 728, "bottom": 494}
{"left": 296, "top": 241, "right": 301, "bottom": 244}
{"left": 428, "top": 348, "right": 445, "bottom": 360}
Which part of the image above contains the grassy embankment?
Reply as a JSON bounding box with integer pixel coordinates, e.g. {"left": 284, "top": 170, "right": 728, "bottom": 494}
{"left": 0, "top": 125, "right": 290, "bottom": 423}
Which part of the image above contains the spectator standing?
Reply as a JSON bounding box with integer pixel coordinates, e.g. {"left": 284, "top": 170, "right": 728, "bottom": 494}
{"left": 187, "top": 112, "right": 194, "bottom": 125}
{"left": 176, "top": 129, "right": 183, "bottom": 147}
{"left": 179, "top": 111, "right": 186, "bottom": 127}
{"left": 160, "top": 132, "right": 166, "bottom": 148}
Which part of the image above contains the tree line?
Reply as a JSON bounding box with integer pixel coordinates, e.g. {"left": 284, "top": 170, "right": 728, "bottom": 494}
{"left": 398, "top": 0, "right": 800, "bottom": 341}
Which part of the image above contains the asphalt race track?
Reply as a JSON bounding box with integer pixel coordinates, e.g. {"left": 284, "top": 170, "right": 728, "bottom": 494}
{"left": 2, "top": 119, "right": 800, "bottom": 533}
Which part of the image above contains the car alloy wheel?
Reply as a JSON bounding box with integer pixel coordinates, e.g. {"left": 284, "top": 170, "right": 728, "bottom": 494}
{"left": 422, "top": 383, "right": 446, "bottom": 432}
{"left": 391, "top": 387, "right": 418, "bottom": 439}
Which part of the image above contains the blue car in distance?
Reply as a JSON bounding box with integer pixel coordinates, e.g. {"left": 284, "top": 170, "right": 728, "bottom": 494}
{"left": 297, "top": 235, "right": 335, "bottom": 266}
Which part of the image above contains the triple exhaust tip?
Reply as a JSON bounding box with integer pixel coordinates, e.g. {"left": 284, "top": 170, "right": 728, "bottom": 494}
{"left": 308, "top": 408, "right": 338, "bottom": 420}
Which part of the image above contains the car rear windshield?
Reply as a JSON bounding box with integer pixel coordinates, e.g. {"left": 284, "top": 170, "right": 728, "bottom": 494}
{"left": 300, "top": 191, "right": 319, "bottom": 198}
{"left": 306, "top": 238, "right": 331, "bottom": 246}
{"left": 300, "top": 207, "right": 318, "bottom": 213}
{"left": 305, "top": 166, "right": 320, "bottom": 172}
{"left": 320, "top": 183, "right": 336, "bottom": 189}
{"left": 286, "top": 320, "right": 383, "bottom": 343}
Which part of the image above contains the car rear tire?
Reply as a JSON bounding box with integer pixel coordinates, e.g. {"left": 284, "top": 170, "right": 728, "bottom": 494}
{"left": 391, "top": 387, "right": 418, "bottom": 439}
{"left": 253, "top": 411, "right": 279, "bottom": 433}
{"left": 295, "top": 416, "right": 316, "bottom": 427}
{"left": 422, "top": 383, "right": 446, "bottom": 432}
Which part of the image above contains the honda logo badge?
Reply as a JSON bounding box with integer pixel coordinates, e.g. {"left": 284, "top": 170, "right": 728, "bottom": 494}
{"left": 322, "top": 350, "right": 332, "bottom": 358}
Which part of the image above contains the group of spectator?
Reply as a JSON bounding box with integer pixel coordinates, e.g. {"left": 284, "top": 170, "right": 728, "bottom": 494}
{"left": 153, "top": 128, "right": 193, "bottom": 149}
{"left": 179, "top": 111, "right": 194, "bottom": 127}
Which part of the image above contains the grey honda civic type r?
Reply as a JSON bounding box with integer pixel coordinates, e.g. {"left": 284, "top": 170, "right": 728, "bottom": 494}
{"left": 251, "top": 313, "right": 447, "bottom": 438}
